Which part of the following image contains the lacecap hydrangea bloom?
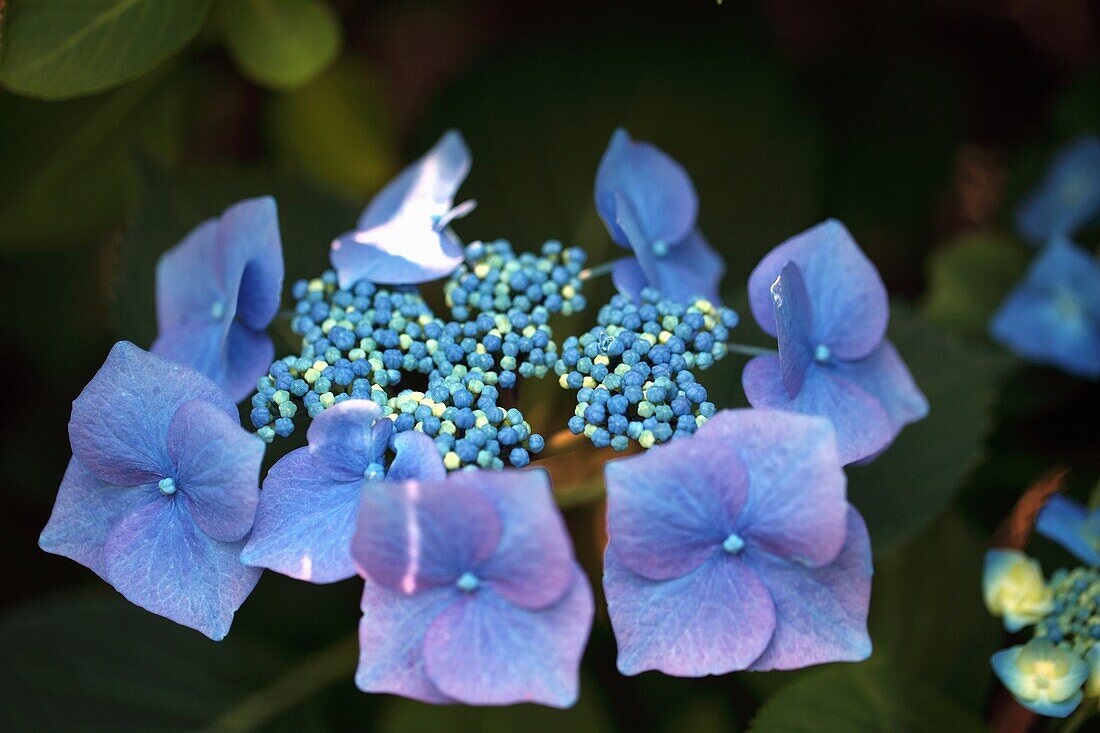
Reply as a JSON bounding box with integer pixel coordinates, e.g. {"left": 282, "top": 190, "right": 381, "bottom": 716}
{"left": 603, "top": 408, "right": 872, "bottom": 675}
{"left": 1037, "top": 494, "right": 1100, "bottom": 567}
{"left": 983, "top": 550, "right": 1054, "bottom": 632}
{"left": 40, "top": 342, "right": 264, "bottom": 639}
{"left": 595, "top": 128, "right": 724, "bottom": 303}
{"left": 1016, "top": 135, "right": 1100, "bottom": 246}
{"left": 153, "top": 196, "right": 285, "bottom": 402}
{"left": 992, "top": 639, "right": 1090, "bottom": 717}
{"left": 352, "top": 469, "right": 593, "bottom": 706}
{"left": 990, "top": 236, "right": 1100, "bottom": 380}
{"left": 743, "top": 219, "right": 929, "bottom": 464}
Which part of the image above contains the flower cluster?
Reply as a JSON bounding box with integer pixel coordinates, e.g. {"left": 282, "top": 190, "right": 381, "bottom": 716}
{"left": 39, "top": 127, "right": 929, "bottom": 709}
{"left": 984, "top": 494, "right": 1100, "bottom": 717}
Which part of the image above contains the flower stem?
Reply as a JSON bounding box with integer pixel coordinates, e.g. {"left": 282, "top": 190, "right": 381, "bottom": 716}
{"left": 1060, "top": 700, "right": 1097, "bottom": 733}
{"left": 200, "top": 632, "right": 359, "bottom": 733}
{"left": 726, "top": 343, "right": 776, "bottom": 357}
{"left": 579, "top": 261, "right": 615, "bottom": 281}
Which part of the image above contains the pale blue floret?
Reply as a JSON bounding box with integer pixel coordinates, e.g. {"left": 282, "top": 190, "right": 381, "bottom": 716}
{"left": 158, "top": 477, "right": 177, "bottom": 496}
{"left": 991, "top": 639, "right": 1089, "bottom": 718}
{"left": 1016, "top": 136, "right": 1100, "bottom": 245}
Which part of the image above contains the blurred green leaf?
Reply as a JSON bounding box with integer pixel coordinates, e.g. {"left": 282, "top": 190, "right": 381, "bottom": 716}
{"left": 847, "top": 304, "right": 1012, "bottom": 553}
{"left": 0, "top": 593, "right": 326, "bottom": 731}
{"left": 0, "top": 0, "right": 210, "bottom": 100}
{"left": 112, "top": 162, "right": 358, "bottom": 347}
{"left": 869, "top": 511, "right": 1000, "bottom": 710}
{"left": 266, "top": 55, "right": 396, "bottom": 197}
{"left": 1055, "top": 69, "right": 1100, "bottom": 139}
{"left": 924, "top": 230, "right": 1029, "bottom": 339}
{"left": 748, "top": 659, "right": 984, "bottom": 732}
{"left": 219, "top": 0, "right": 341, "bottom": 90}
{"left": 380, "top": 677, "right": 613, "bottom": 733}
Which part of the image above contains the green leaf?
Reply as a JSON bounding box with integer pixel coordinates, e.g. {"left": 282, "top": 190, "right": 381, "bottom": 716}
{"left": 265, "top": 54, "right": 396, "bottom": 197}
{"left": 846, "top": 304, "right": 1012, "bottom": 553}
{"left": 924, "top": 230, "right": 1029, "bottom": 339}
{"left": 0, "top": 0, "right": 211, "bottom": 100}
{"left": 219, "top": 0, "right": 342, "bottom": 90}
{"left": 749, "top": 659, "right": 985, "bottom": 732}
{"left": 0, "top": 593, "right": 326, "bottom": 731}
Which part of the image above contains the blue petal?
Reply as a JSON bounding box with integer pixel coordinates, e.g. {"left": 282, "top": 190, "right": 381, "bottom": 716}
{"left": 745, "top": 507, "right": 873, "bottom": 670}
{"left": 749, "top": 220, "right": 888, "bottom": 361}
{"left": 223, "top": 320, "right": 276, "bottom": 403}
{"left": 990, "top": 237, "right": 1100, "bottom": 379}
{"left": 330, "top": 130, "right": 470, "bottom": 287}
{"left": 217, "top": 196, "right": 284, "bottom": 331}
{"left": 603, "top": 547, "right": 775, "bottom": 677}
{"left": 356, "top": 580, "right": 457, "bottom": 704}
{"left": 611, "top": 229, "right": 725, "bottom": 304}
{"left": 39, "top": 459, "right": 157, "bottom": 580}
{"left": 386, "top": 431, "right": 446, "bottom": 482}
{"left": 742, "top": 355, "right": 893, "bottom": 465}
{"left": 1036, "top": 494, "right": 1100, "bottom": 566}
{"left": 831, "top": 339, "right": 929, "bottom": 439}
{"left": 421, "top": 566, "right": 593, "bottom": 707}
{"left": 103, "top": 498, "right": 261, "bottom": 640}
{"left": 241, "top": 448, "right": 362, "bottom": 583}
{"left": 155, "top": 218, "right": 223, "bottom": 334}
{"left": 604, "top": 435, "right": 748, "bottom": 581}
{"left": 69, "top": 342, "right": 236, "bottom": 487}
{"left": 771, "top": 262, "right": 816, "bottom": 397}
{"left": 353, "top": 479, "right": 502, "bottom": 593}
{"left": 1017, "top": 136, "right": 1100, "bottom": 245}
{"left": 167, "top": 400, "right": 262, "bottom": 543}
{"left": 697, "top": 409, "right": 849, "bottom": 567}
{"left": 991, "top": 645, "right": 1087, "bottom": 718}
{"left": 595, "top": 128, "right": 698, "bottom": 249}
{"left": 306, "top": 399, "right": 389, "bottom": 482}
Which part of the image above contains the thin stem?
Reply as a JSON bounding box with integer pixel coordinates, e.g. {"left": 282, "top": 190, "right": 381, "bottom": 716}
{"left": 1060, "top": 700, "right": 1097, "bottom": 733}
{"left": 200, "top": 632, "right": 359, "bottom": 733}
{"left": 579, "top": 260, "right": 615, "bottom": 281}
{"left": 726, "top": 343, "right": 776, "bottom": 357}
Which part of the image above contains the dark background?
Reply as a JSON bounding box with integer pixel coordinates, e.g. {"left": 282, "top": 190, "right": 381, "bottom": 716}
{"left": 2, "top": 1, "right": 1099, "bottom": 730}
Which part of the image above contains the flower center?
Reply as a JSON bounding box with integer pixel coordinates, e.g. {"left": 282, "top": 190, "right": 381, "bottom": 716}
{"left": 210, "top": 300, "right": 226, "bottom": 320}
{"left": 456, "top": 571, "right": 480, "bottom": 593}
{"left": 651, "top": 239, "right": 670, "bottom": 257}
{"left": 158, "top": 477, "right": 177, "bottom": 496}
{"left": 814, "top": 344, "right": 831, "bottom": 363}
{"left": 363, "top": 462, "right": 386, "bottom": 481}
{"left": 722, "top": 532, "right": 745, "bottom": 555}
{"left": 1055, "top": 290, "right": 1082, "bottom": 321}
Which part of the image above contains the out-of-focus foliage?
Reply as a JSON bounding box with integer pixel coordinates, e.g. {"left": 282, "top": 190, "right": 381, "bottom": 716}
{"left": 925, "top": 232, "right": 1029, "bottom": 339}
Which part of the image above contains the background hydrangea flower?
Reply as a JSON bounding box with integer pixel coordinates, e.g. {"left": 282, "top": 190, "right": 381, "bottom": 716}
{"left": 1035, "top": 494, "right": 1100, "bottom": 566}
{"left": 39, "top": 341, "right": 264, "bottom": 640}
{"left": 602, "top": 408, "right": 872, "bottom": 677}
{"left": 982, "top": 549, "right": 1054, "bottom": 632}
{"left": 1016, "top": 136, "right": 1100, "bottom": 245}
{"left": 743, "top": 219, "right": 928, "bottom": 464}
{"left": 990, "top": 237, "right": 1100, "bottom": 380}
{"left": 241, "top": 399, "right": 445, "bottom": 583}
{"left": 351, "top": 468, "right": 593, "bottom": 707}
{"left": 991, "top": 639, "right": 1089, "bottom": 717}
{"left": 594, "top": 128, "right": 724, "bottom": 303}
{"left": 152, "top": 196, "right": 285, "bottom": 403}
{"left": 331, "top": 130, "right": 474, "bottom": 288}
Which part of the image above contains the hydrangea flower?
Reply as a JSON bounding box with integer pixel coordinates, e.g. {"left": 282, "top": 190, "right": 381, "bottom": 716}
{"left": 1016, "top": 136, "right": 1100, "bottom": 245}
{"left": 1035, "top": 494, "right": 1100, "bottom": 566}
{"left": 602, "top": 408, "right": 872, "bottom": 676}
{"left": 991, "top": 639, "right": 1089, "bottom": 717}
{"left": 39, "top": 341, "right": 264, "bottom": 640}
{"left": 983, "top": 549, "right": 1054, "bottom": 632}
{"left": 352, "top": 468, "right": 593, "bottom": 707}
{"left": 152, "top": 196, "right": 285, "bottom": 403}
{"left": 331, "top": 130, "right": 474, "bottom": 288}
{"left": 990, "top": 237, "right": 1100, "bottom": 380}
{"left": 742, "top": 219, "right": 928, "bottom": 464}
{"left": 241, "top": 399, "right": 445, "bottom": 583}
{"left": 594, "top": 128, "right": 724, "bottom": 303}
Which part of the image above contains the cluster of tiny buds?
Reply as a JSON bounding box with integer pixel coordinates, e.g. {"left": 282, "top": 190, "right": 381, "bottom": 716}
{"left": 1033, "top": 566, "right": 1100, "bottom": 654}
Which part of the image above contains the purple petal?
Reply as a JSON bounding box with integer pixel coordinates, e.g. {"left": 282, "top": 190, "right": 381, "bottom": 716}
{"left": 39, "top": 459, "right": 157, "bottom": 579}
{"left": 386, "top": 431, "right": 446, "bottom": 482}
{"left": 306, "top": 399, "right": 389, "bottom": 482}
{"left": 604, "top": 547, "right": 775, "bottom": 677}
{"left": 155, "top": 219, "right": 223, "bottom": 334}
{"left": 745, "top": 507, "right": 873, "bottom": 670}
{"left": 103, "top": 499, "right": 261, "bottom": 640}
{"left": 612, "top": 229, "right": 725, "bottom": 304}
{"left": 696, "top": 409, "right": 848, "bottom": 567}
{"left": 772, "top": 261, "right": 816, "bottom": 397}
{"left": 610, "top": 257, "right": 649, "bottom": 301}
{"left": 748, "top": 220, "right": 888, "bottom": 360}
{"left": 69, "top": 342, "right": 236, "bottom": 486}
{"left": 151, "top": 321, "right": 229, "bottom": 395}
{"left": 1036, "top": 494, "right": 1100, "bottom": 566}
{"left": 1016, "top": 136, "right": 1100, "bottom": 245}
{"left": 223, "top": 321, "right": 276, "bottom": 403}
{"left": 604, "top": 436, "right": 748, "bottom": 581}
{"left": 832, "top": 340, "right": 929, "bottom": 438}
{"left": 216, "top": 196, "right": 284, "bottom": 331}
{"left": 240, "top": 448, "right": 362, "bottom": 583}
{"left": 595, "top": 128, "right": 697, "bottom": 249}
{"left": 353, "top": 479, "right": 502, "bottom": 593}
{"left": 422, "top": 566, "right": 593, "bottom": 707}
{"left": 356, "top": 580, "right": 457, "bottom": 704}
{"left": 742, "top": 355, "right": 893, "bottom": 466}
{"left": 463, "top": 469, "right": 575, "bottom": 610}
